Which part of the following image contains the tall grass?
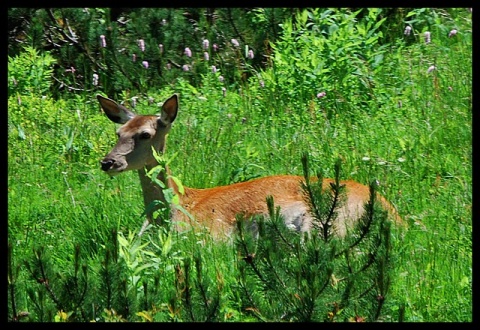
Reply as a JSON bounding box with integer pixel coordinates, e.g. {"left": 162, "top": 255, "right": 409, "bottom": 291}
{"left": 8, "top": 8, "right": 471, "bottom": 322}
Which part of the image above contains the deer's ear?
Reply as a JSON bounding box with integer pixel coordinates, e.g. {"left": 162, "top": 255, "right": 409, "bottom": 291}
{"left": 160, "top": 94, "right": 178, "bottom": 124}
{"left": 97, "top": 95, "right": 136, "bottom": 124}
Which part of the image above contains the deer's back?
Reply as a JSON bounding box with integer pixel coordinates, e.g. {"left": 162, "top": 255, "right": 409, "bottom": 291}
{"left": 171, "top": 175, "right": 401, "bottom": 236}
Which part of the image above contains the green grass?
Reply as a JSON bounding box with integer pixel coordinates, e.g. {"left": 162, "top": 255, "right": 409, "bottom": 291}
{"left": 8, "top": 12, "right": 471, "bottom": 322}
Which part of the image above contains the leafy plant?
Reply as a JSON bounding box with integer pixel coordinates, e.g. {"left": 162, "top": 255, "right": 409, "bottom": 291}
{"left": 259, "top": 8, "right": 390, "bottom": 118}
{"left": 8, "top": 45, "right": 56, "bottom": 96}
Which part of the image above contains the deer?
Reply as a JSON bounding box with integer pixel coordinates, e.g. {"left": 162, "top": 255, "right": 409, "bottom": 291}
{"left": 97, "top": 93, "right": 403, "bottom": 238}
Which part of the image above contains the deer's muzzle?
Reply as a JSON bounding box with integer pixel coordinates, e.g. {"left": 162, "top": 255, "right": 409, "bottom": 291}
{"left": 101, "top": 159, "right": 115, "bottom": 172}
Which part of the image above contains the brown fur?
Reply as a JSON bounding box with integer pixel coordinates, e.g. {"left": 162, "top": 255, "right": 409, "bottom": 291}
{"left": 169, "top": 175, "right": 403, "bottom": 237}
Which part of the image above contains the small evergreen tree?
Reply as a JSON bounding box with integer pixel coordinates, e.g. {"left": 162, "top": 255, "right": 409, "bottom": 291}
{"left": 234, "top": 153, "right": 395, "bottom": 322}
{"left": 19, "top": 229, "right": 134, "bottom": 322}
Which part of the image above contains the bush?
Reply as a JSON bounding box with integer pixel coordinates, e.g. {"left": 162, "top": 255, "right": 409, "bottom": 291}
{"left": 8, "top": 46, "right": 56, "bottom": 96}
{"left": 257, "top": 8, "right": 389, "bottom": 119}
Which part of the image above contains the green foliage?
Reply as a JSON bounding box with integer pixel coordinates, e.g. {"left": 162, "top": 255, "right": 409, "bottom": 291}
{"left": 260, "top": 8, "right": 389, "bottom": 118}
{"left": 8, "top": 93, "right": 108, "bottom": 168}
{"left": 8, "top": 8, "right": 471, "bottom": 323}
{"left": 7, "top": 8, "right": 294, "bottom": 98}
{"left": 8, "top": 46, "right": 56, "bottom": 96}
{"left": 234, "top": 154, "right": 396, "bottom": 322}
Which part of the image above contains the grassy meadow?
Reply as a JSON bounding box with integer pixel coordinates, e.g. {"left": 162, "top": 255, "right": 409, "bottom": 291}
{"left": 8, "top": 9, "right": 471, "bottom": 322}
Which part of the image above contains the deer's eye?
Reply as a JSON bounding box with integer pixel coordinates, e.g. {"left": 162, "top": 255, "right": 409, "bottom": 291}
{"left": 139, "top": 132, "right": 151, "bottom": 139}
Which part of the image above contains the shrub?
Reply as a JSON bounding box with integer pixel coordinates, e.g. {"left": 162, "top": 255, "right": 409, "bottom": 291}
{"left": 8, "top": 46, "right": 56, "bottom": 96}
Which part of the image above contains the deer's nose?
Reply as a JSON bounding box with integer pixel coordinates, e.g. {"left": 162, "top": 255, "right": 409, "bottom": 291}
{"left": 101, "top": 159, "right": 115, "bottom": 171}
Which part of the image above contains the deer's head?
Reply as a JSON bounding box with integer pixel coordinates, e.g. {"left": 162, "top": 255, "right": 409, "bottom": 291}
{"left": 97, "top": 94, "right": 178, "bottom": 176}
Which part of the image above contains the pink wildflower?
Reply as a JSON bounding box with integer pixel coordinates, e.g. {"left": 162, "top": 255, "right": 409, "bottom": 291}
{"left": 100, "top": 35, "right": 106, "bottom": 47}
{"left": 203, "top": 39, "right": 209, "bottom": 50}
{"left": 92, "top": 73, "right": 99, "bottom": 86}
{"left": 424, "top": 31, "right": 431, "bottom": 44}
{"left": 138, "top": 39, "right": 145, "bottom": 52}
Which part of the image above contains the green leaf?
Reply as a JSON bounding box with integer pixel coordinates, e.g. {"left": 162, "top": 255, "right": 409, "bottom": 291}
{"left": 170, "top": 175, "right": 185, "bottom": 195}
{"left": 373, "top": 17, "right": 387, "bottom": 31}
{"left": 117, "top": 233, "right": 129, "bottom": 247}
{"left": 161, "top": 233, "right": 172, "bottom": 256}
